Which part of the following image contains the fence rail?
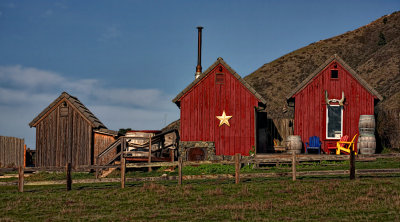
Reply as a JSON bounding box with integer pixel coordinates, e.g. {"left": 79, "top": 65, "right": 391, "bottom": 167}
{"left": 3, "top": 153, "right": 400, "bottom": 192}
{"left": 0, "top": 136, "right": 25, "bottom": 168}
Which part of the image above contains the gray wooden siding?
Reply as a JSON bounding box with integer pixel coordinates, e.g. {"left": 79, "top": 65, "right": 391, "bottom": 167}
{"left": 0, "top": 136, "right": 24, "bottom": 168}
{"left": 35, "top": 102, "right": 92, "bottom": 168}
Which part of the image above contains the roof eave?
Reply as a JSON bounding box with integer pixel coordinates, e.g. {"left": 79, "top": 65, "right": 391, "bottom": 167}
{"left": 286, "top": 54, "right": 383, "bottom": 101}
{"left": 172, "top": 57, "right": 267, "bottom": 106}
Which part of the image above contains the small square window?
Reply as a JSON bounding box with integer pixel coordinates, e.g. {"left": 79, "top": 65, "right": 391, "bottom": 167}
{"left": 331, "top": 70, "right": 338, "bottom": 79}
{"left": 60, "top": 101, "right": 68, "bottom": 117}
{"left": 215, "top": 73, "right": 224, "bottom": 84}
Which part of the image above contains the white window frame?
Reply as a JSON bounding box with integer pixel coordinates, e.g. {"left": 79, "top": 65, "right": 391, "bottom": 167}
{"left": 326, "top": 105, "right": 343, "bottom": 139}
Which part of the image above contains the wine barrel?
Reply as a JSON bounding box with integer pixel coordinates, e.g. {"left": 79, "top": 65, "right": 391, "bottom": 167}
{"left": 286, "top": 135, "right": 302, "bottom": 154}
{"left": 358, "top": 115, "right": 375, "bottom": 136}
{"left": 357, "top": 135, "right": 376, "bottom": 154}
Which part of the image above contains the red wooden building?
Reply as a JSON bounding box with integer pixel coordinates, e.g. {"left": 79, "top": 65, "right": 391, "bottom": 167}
{"left": 286, "top": 55, "right": 382, "bottom": 153}
{"left": 173, "top": 58, "right": 267, "bottom": 158}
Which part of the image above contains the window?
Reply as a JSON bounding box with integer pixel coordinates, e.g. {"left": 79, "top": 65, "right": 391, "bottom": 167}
{"left": 60, "top": 101, "right": 68, "bottom": 117}
{"left": 331, "top": 70, "right": 338, "bottom": 79}
{"left": 215, "top": 73, "right": 224, "bottom": 84}
{"left": 326, "top": 105, "right": 343, "bottom": 139}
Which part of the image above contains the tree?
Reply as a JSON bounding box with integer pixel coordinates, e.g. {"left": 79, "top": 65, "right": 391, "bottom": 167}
{"left": 378, "top": 32, "right": 386, "bottom": 46}
{"left": 118, "top": 128, "right": 132, "bottom": 136}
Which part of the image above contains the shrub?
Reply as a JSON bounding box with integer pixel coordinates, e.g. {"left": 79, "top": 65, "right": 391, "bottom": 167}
{"left": 378, "top": 32, "right": 387, "bottom": 46}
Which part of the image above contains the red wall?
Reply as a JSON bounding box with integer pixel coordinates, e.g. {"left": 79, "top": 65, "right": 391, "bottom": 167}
{"left": 179, "top": 64, "right": 259, "bottom": 156}
{"left": 293, "top": 60, "right": 376, "bottom": 151}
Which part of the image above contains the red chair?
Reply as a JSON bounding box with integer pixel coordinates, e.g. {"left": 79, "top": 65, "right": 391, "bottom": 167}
{"left": 325, "top": 135, "right": 349, "bottom": 154}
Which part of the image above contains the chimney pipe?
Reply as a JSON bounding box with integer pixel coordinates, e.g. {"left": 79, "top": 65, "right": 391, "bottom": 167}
{"left": 195, "top": 26, "right": 203, "bottom": 79}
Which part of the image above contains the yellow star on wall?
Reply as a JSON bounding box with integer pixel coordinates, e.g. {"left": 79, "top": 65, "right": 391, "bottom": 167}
{"left": 216, "top": 110, "right": 232, "bottom": 127}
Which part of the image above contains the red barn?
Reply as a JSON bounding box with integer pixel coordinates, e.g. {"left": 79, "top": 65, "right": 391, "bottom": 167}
{"left": 286, "top": 55, "right": 382, "bottom": 153}
{"left": 173, "top": 58, "right": 267, "bottom": 159}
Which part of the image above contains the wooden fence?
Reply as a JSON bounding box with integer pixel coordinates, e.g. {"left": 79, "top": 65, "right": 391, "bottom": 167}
{"left": 4, "top": 153, "right": 400, "bottom": 192}
{"left": 0, "top": 136, "right": 25, "bottom": 168}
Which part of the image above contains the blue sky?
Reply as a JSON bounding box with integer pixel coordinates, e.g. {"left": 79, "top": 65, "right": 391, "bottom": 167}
{"left": 0, "top": 0, "right": 398, "bottom": 148}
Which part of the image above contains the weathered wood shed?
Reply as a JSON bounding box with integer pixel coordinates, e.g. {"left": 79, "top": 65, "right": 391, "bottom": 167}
{"left": 286, "top": 55, "right": 383, "bottom": 152}
{"left": 173, "top": 58, "right": 267, "bottom": 157}
{"left": 29, "top": 92, "right": 117, "bottom": 168}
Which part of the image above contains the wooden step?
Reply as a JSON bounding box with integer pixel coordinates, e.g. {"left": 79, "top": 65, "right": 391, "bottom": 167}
{"left": 100, "top": 167, "right": 117, "bottom": 178}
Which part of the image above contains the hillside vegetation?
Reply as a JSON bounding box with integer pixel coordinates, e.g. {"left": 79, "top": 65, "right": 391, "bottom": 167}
{"left": 244, "top": 11, "right": 400, "bottom": 148}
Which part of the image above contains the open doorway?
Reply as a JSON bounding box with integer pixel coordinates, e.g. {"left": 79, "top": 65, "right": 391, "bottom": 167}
{"left": 256, "top": 111, "right": 268, "bottom": 153}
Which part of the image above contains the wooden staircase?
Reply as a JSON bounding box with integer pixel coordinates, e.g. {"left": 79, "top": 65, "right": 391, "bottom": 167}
{"left": 96, "top": 138, "right": 123, "bottom": 178}
{"left": 95, "top": 129, "right": 180, "bottom": 178}
{"left": 99, "top": 161, "right": 120, "bottom": 178}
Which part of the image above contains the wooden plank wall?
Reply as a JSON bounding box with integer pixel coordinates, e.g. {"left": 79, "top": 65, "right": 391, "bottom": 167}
{"left": 293, "top": 60, "right": 375, "bottom": 151}
{"left": 35, "top": 101, "right": 92, "bottom": 168}
{"left": 0, "top": 136, "right": 24, "bottom": 168}
{"left": 93, "top": 133, "right": 116, "bottom": 165}
{"left": 180, "top": 63, "right": 259, "bottom": 156}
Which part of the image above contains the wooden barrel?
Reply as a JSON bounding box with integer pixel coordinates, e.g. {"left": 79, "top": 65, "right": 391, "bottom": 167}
{"left": 358, "top": 115, "right": 375, "bottom": 136}
{"left": 286, "top": 135, "right": 302, "bottom": 154}
{"left": 357, "top": 135, "right": 376, "bottom": 154}
{"left": 359, "top": 128, "right": 375, "bottom": 135}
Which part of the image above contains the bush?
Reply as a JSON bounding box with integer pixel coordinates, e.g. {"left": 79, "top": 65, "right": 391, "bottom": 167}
{"left": 378, "top": 32, "right": 387, "bottom": 46}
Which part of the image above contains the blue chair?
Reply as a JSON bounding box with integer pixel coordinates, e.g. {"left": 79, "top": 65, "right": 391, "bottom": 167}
{"left": 305, "top": 136, "right": 321, "bottom": 154}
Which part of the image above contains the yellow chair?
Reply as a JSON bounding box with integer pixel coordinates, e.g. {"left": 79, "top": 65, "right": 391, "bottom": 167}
{"left": 336, "top": 134, "right": 358, "bottom": 155}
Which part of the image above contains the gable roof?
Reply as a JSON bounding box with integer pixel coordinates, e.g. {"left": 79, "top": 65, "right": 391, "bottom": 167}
{"left": 286, "top": 54, "right": 383, "bottom": 101}
{"left": 29, "top": 92, "right": 107, "bottom": 129}
{"left": 172, "top": 57, "right": 267, "bottom": 106}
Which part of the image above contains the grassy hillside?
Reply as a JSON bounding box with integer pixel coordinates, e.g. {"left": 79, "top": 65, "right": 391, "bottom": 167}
{"left": 244, "top": 11, "right": 400, "bottom": 119}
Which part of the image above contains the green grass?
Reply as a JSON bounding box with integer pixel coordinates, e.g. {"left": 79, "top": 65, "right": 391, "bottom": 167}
{"left": 1, "top": 176, "right": 400, "bottom": 221}
{"left": 1, "top": 157, "right": 398, "bottom": 183}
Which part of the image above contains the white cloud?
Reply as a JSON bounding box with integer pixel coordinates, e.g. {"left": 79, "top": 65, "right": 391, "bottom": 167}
{"left": 0, "top": 65, "right": 179, "bottom": 148}
{"left": 0, "top": 88, "right": 54, "bottom": 105}
{"left": 91, "top": 105, "right": 177, "bottom": 131}
{"left": 0, "top": 65, "right": 64, "bottom": 88}
{"left": 93, "top": 88, "right": 174, "bottom": 109}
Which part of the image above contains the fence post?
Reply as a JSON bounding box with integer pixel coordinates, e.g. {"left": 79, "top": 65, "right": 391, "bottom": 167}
{"left": 66, "top": 163, "right": 72, "bottom": 191}
{"left": 235, "top": 153, "right": 241, "bottom": 184}
{"left": 170, "top": 149, "right": 174, "bottom": 162}
{"left": 148, "top": 136, "right": 152, "bottom": 172}
{"left": 292, "top": 152, "right": 296, "bottom": 181}
{"left": 95, "top": 157, "right": 99, "bottom": 179}
{"left": 121, "top": 156, "right": 126, "bottom": 189}
{"left": 178, "top": 156, "right": 183, "bottom": 185}
{"left": 350, "top": 148, "right": 355, "bottom": 180}
{"left": 18, "top": 166, "right": 24, "bottom": 192}
{"left": 24, "top": 144, "right": 26, "bottom": 168}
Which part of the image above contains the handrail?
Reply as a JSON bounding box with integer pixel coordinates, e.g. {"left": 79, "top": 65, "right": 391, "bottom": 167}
{"left": 96, "top": 129, "right": 180, "bottom": 173}
{"left": 98, "top": 138, "right": 122, "bottom": 158}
